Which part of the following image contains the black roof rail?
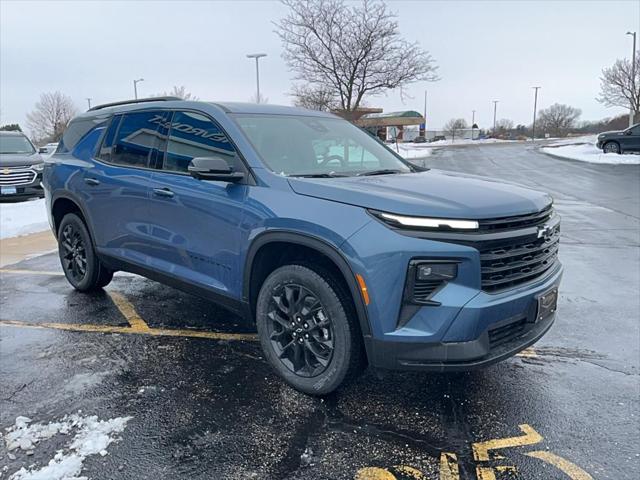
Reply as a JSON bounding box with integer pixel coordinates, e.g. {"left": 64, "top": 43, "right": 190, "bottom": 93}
{"left": 88, "top": 96, "right": 182, "bottom": 112}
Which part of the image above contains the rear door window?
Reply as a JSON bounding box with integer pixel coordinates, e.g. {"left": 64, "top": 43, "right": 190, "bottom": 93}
{"left": 105, "top": 111, "right": 171, "bottom": 168}
{"left": 162, "top": 111, "right": 240, "bottom": 173}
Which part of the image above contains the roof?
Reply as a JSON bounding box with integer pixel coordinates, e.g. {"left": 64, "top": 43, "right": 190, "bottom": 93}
{"left": 211, "top": 102, "right": 335, "bottom": 117}
{"left": 0, "top": 131, "right": 26, "bottom": 136}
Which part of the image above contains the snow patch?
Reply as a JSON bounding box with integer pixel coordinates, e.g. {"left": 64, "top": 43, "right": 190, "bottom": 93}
{"left": 0, "top": 199, "right": 49, "bottom": 239}
{"left": 542, "top": 136, "right": 640, "bottom": 165}
{"left": 4, "top": 413, "right": 132, "bottom": 480}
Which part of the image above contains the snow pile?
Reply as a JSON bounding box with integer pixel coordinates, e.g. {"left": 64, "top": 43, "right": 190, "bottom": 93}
{"left": 4, "top": 413, "right": 132, "bottom": 480}
{"left": 541, "top": 136, "right": 640, "bottom": 165}
{"left": 0, "top": 199, "right": 49, "bottom": 239}
{"left": 427, "top": 137, "right": 517, "bottom": 146}
{"left": 396, "top": 144, "right": 434, "bottom": 159}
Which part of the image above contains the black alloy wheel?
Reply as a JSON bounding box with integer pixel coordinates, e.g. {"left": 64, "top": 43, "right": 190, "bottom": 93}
{"left": 61, "top": 223, "right": 88, "bottom": 283}
{"left": 267, "top": 283, "right": 334, "bottom": 377}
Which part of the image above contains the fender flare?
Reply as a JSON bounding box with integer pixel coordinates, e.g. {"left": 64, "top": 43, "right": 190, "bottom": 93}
{"left": 243, "top": 230, "right": 372, "bottom": 337}
{"left": 50, "top": 191, "right": 96, "bottom": 242}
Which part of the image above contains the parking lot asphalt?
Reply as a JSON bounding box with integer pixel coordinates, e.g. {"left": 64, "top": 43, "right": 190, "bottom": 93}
{"left": 1, "top": 144, "right": 639, "bottom": 480}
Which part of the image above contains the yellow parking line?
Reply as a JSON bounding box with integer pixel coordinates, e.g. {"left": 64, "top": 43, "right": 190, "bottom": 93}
{"left": 472, "top": 424, "right": 543, "bottom": 461}
{"left": 438, "top": 453, "right": 460, "bottom": 480}
{"left": 0, "top": 319, "right": 258, "bottom": 342}
{"left": 525, "top": 451, "right": 593, "bottom": 480}
{"left": 0, "top": 268, "right": 64, "bottom": 276}
{"left": 107, "top": 290, "right": 151, "bottom": 331}
{"left": 516, "top": 347, "right": 538, "bottom": 358}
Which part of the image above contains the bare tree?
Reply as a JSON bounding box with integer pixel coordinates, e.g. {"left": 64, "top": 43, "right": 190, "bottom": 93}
{"left": 275, "top": 0, "right": 438, "bottom": 112}
{"left": 154, "top": 85, "right": 199, "bottom": 100}
{"left": 290, "top": 85, "right": 338, "bottom": 111}
{"left": 26, "top": 92, "right": 78, "bottom": 143}
{"left": 495, "top": 118, "right": 514, "bottom": 132}
{"left": 536, "top": 103, "right": 581, "bottom": 137}
{"left": 443, "top": 118, "right": 467, "bottom": 142}
{"left": 597, "top": 51, "right": 640, "bottom": 123}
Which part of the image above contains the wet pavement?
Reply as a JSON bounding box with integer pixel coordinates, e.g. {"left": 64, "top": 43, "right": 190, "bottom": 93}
{"left": 1, "top": 144, "right": 639, "bottom": 480}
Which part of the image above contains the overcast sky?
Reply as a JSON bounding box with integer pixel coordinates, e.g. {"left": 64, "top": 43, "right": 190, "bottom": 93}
{"left": 1, "top": 0, "right": 639, "bottom": 131}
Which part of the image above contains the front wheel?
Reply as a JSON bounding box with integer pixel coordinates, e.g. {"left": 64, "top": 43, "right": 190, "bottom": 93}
{"left": 58, "top": 213, "right": 113, "bottom": 291}
{"left": 256, "top": 264, "right": 365, "bottom": 395}
{"left": 603, "top": 141, "right": 621, "bottom": 154}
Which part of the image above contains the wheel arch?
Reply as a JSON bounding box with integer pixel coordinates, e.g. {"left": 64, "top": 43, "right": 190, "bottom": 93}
{"left": 51, "top": 193, "right": 94, "bottom": 241}
{"left": 243, "top": 231, "right": 372, "bottom": 338}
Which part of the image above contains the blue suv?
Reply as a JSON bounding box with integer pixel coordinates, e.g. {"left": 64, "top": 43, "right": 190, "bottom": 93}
{"left": 43, "top": 98, "right": 562, "bottom": 394}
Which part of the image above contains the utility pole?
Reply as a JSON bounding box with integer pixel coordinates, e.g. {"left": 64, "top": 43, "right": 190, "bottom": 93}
{"left": 86, "top": 98, "right": 92, "bottom": 109}
{"left": 247, "top": 53, "right": 267, "bottom": 103}
{"left": 532, "top": 87, "right": 541, "bottom": 142}
{"left": 627, "top": 31, "right": 637, "bottom": 126}
{"left": 492, "top": 100, "right": 499, "bottom": 135}
{"left": 133, "top": 78, "right": 144, "bottom": 100}
{"left": 471, "top": 110, "right": 476, "bottom": 140}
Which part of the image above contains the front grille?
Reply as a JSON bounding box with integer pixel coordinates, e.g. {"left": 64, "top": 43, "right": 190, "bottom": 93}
{"left": 478, "top": 205, "right": 553, "bottom": 232}
{"left": 480, "top": 223, "right": 560, "bottom": 292}
{"left": 0, "top": 166, "right": 37, "bottom": 186}
{"left": 489, "top": 319, "right": 526, "bottom": 348}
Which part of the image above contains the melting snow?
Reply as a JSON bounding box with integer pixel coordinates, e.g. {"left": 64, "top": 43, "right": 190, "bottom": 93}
{"left": 541, "top": 135, "right": 640, "bottom": 165}
{"left": 0, "top": 198, "right": 49, "bottom": 239}
{"left": 4, "top": 413, "right": 132, "bottom": 480}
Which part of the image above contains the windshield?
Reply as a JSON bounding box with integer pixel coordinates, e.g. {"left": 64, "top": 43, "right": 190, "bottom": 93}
{"left": 0, "top": 135, "right": 35, "bottom": 154}
{"left": 233, "top": 114, "right": 412, "bottom": 177}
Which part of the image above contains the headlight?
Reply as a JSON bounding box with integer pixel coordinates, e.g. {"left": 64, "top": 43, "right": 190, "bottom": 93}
{"left": 374, "top": 211, "right": 479, "bottom": 230}
{"left": 32, "top": 163, "right": 44, "bottom": 172}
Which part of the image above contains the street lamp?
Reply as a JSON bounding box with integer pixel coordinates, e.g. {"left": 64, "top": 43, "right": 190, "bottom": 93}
{"left": 626, "top": 31, "right": 637, "bottom": 126}
{"left": 471, "top": 110, "right": 476, "bottom": 140}
{"left": 531, "top": 87, "right": 541, "bottom": 142}
{"left": 492, "top": 100, "right": 499, "bottom": 134}
{"left": 246, "top": 53, "right": 267, "bottom": 103}
{"left": 86, "top": 98, "right": 92, "bottom": 109}
{"left": 133, "top": 78, "right": 144, "bottom": 100}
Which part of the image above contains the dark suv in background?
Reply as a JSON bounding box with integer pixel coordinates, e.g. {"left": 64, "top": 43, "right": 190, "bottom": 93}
{"left": 597, "top": 123, "right": 640, "bottom": 154}
{"left": 43, "top": 98, "right": 562, "bottom": 395}
{"left": 0, "top": 131, "right": 45, "bottom": 201}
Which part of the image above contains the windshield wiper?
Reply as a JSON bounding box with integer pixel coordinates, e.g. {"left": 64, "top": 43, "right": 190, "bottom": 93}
{"left": 289, "top": 172, "right": 347, "bottom": 178}
{"left": 356, "top": 169, "right": 404, "bottom": 176}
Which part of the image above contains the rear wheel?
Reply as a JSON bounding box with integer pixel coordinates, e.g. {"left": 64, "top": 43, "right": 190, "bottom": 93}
{"left": 58, "top": 213, "right": 113, "bottom": 291}
{"left": 603, "top": 141, "right": 621, "bottom": 154}
{"left": 256, "top": 264, "right": 365, "bottom": 395}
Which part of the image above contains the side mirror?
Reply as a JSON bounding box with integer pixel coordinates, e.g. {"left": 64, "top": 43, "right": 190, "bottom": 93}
{"left": 188, "top": 156, "right": 244, "bottom": 182}
{"left": 38, "top": 147, "right": 47, "bottom": 154}
{"left": 625, "top": 130, "right": 633, "bottom": 135}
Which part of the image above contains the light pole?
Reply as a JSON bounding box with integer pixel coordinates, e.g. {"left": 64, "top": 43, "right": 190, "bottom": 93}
{"left": 86, "top": 98, "right": 92, "bottom": 109}
{"left": 626, "top": 31, "right": 637, "bottom": 126}
{"left": 247, "top": 53, "right": 267, "bottom": 103}
{"left": 492, "top": 100, "right": 499, "bottom": 135}
{"left": 470, "top": 110, "right": 476, "bottom": 140}
{"left": 133, "top": 78, "right": 144, "bottom": 100}
{"left": 531, "top": 87, "right": 541, "bottom": 142}
{"left": 423, "top": 90, "right": 428, "bottom": 135}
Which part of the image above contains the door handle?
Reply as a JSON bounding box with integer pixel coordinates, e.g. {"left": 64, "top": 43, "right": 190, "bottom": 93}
{"left": 153, "top": 187, "right": 174, "bottom": 198}
{"left": 84, "top": 178, "right": 100, "bottom": 186}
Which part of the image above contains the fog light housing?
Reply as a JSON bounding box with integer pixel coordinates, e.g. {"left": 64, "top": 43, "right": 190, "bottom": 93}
{"left": 416, "top": 263, "right": 457, "bottom": 281}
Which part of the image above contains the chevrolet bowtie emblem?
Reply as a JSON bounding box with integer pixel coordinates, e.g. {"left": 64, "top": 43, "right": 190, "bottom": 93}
{"left": 537, "top": 224, "right": 553, "bottom": 239}
{"left": 2, "top": 168, "right": 10, "bottom": 175}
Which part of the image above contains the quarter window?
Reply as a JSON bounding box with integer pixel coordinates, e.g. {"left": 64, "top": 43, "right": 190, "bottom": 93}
{"left": 163, "top": 111, "right": 238, "bottom": 173}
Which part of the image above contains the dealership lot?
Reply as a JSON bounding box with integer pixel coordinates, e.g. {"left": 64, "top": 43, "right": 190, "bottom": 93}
{"left": 1, "top": 144, "right": 638, "bottom": 479}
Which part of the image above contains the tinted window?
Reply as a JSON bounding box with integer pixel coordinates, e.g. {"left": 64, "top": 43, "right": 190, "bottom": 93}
{"left": 108, "top": 111, "right": 171, "bottom": 168}
{"left": 163, "top": 111, "right": 238, "bottom": 173}
{"left": 629, "top": 125, "right": 640, "bottom": 135}
{"left": 97, "top": 115, "right": 122, "bottom": 162}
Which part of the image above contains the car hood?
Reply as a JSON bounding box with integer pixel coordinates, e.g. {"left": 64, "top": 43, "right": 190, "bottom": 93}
{"left": 0, "top": 153, "right": 43, "bottom": 167}
{"left": 287, "top": 170, "right": 552, "bottom": 219}
{"left": 598, "top": 130, "right": 625, "bottom": 137}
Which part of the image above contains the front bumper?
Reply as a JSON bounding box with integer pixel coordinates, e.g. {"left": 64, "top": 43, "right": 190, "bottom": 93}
{"left": 366, "top": 265, "right": 562, "bottom": 371}
{"left": 0, "top": 183, "right": 44, "bottom": 200}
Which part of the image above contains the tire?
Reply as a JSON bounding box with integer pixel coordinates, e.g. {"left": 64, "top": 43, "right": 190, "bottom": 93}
{"left": 603, "top": 141, "right": 621, "bottom": 154}
{"left": 256, "top": 264, "right": 365, "bottom": 395}
{"left": 57, "top": 213, "right": 113, "bottom": 291}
